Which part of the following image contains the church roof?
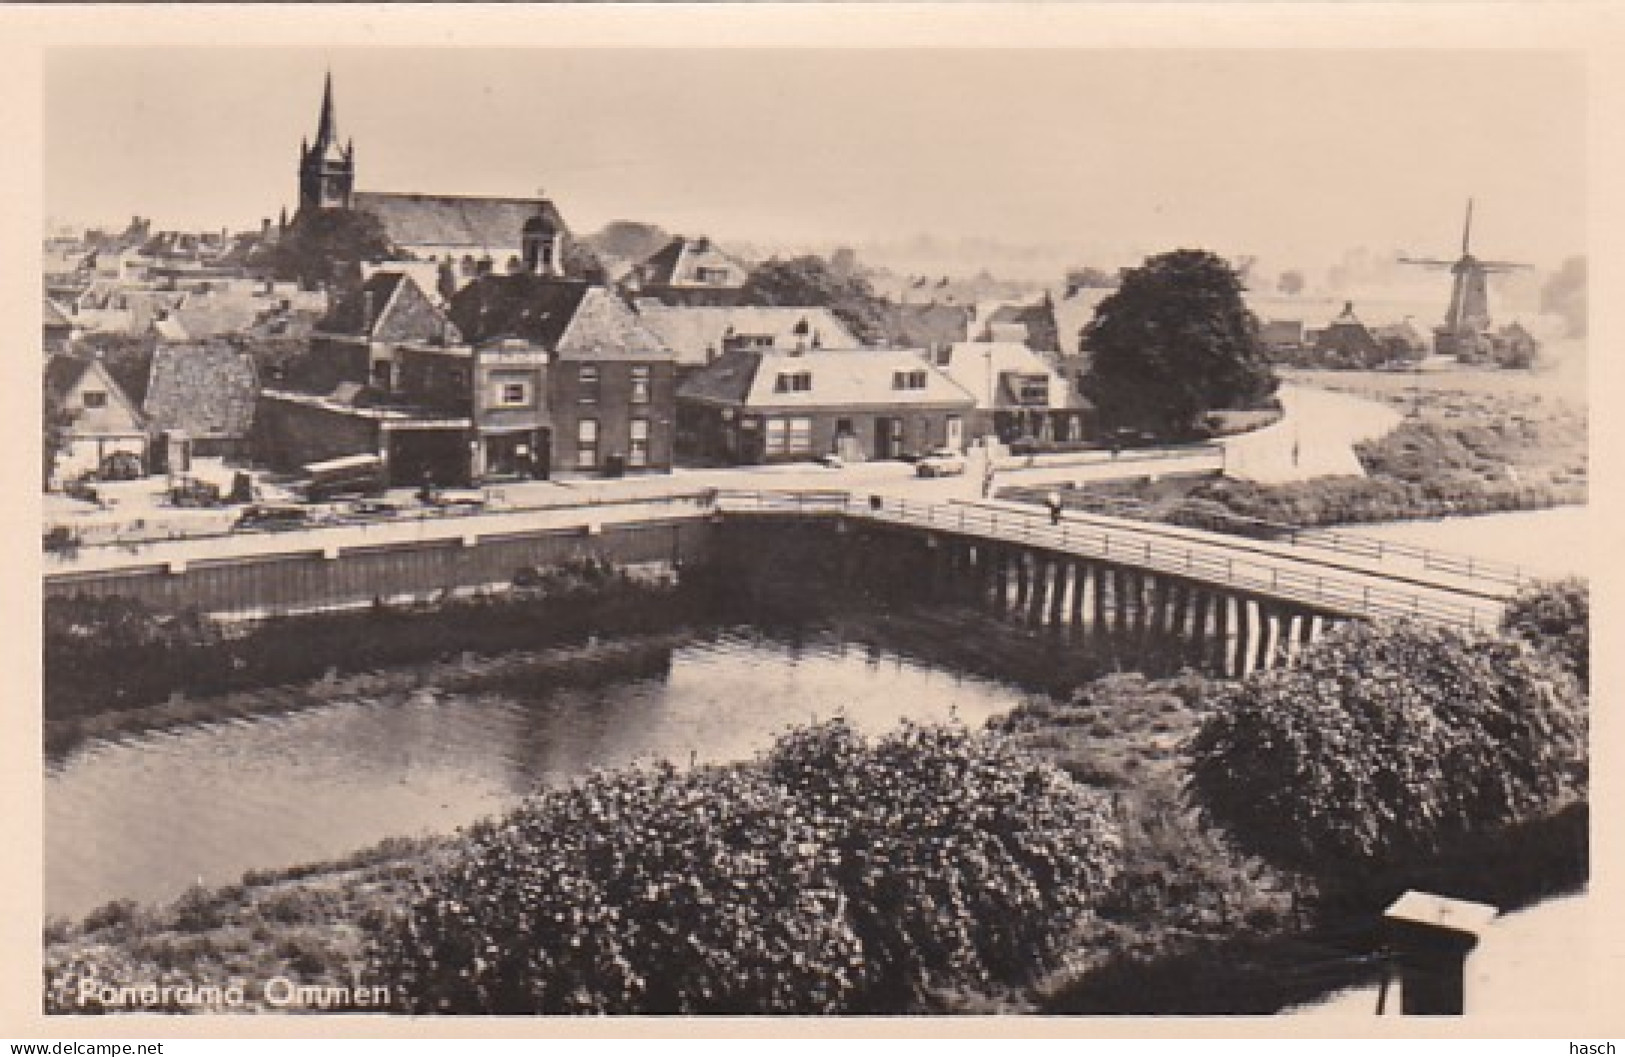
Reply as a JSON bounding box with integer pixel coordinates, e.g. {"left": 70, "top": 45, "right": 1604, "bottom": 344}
{"left": 352, "top": 192, "right": 569, "bottom": 252}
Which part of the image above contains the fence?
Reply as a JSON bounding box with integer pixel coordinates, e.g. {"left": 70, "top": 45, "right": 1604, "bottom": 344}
{"left": 716, "top": 490, "right": 1499, "bottom": 630}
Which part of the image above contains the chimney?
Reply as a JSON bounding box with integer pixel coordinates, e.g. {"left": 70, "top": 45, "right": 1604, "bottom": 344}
{"left": 261, "top": 218, "right": 271, "bottom": 236}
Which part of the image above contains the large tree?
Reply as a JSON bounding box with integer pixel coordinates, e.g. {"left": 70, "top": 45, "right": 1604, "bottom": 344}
{"left": 740, "top": 254, "right": 891, "bottom": 345}
{"left": 270, "top": 207, "right": 397, "bottom": 290}
{"left": 1081, "top": 249, "right": 1277, "bottom": 436}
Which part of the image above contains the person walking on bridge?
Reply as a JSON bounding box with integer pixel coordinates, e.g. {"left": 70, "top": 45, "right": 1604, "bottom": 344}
{"left": 1046, "top": 490, "right": 1064, "bottom": 526}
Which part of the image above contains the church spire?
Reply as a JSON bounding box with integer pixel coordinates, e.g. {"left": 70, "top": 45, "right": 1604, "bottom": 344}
{"left": 314, "top": 71, "right": 340, "bottom": 155}
{"left": 298, "top": 70, "right": 355, "bottom": 211}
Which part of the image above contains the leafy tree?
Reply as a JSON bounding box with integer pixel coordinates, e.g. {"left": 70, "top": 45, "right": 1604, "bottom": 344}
{"left": 1185, "top": 620, "right": 1586, "bottom": 879}
{"left": 740, "top": 255, "right": 891, "bottom": 345}
{"left": 270, "top": 207, "right": 397, "bottom": 290}
{"left": 1503, "top": 578, "right": 1589, "bottom": 690}
{"left": 1081, "top": 249, "right": 1278, "bottom": 436}
{"left": 42, "top": 380, "right": 75, "bottom": 488}
{"left": 585, "top": 220, "right": 672, "bottom": 264}
{"left": 376, "top": 719, "right": 1120, "bottom": 1014}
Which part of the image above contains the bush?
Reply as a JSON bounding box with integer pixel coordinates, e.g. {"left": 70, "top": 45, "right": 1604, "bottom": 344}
{"left": 1503, "top": 578, "right": 1589, "bottom": 690}
{"left": 376, "top": 720, "right": 1120, "bottom": 1014}
{"left": 1185, "top": 620, "right": 1586, "bottom": 880}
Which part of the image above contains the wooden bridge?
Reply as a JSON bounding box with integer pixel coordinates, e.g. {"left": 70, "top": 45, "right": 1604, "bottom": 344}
{"left": 715, "top": 490, "right": 1520, "bottom": 677}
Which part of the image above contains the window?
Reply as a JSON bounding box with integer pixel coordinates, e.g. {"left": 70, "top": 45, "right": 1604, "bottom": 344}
{"left": 629, "top": 418, "right": 650, "bottom": 468}
{"left": 694, "top": 267, "right": 731, "bottom": 284}
{"left": 500, "top": 381, "right": 529, "bottom": 407}
{"left": 576, "top": 419, "right": 599, "bottom": 469}
{"left": 773, "top": 371, "right": 812, "bottom": 393}
{"left": 764, "top": 418, "right": 788, "bottom": 456}
{"left": 892, "top": 369, "right": 928, "bottom": 391}
{"left": 631, "top": 365, "right": 651, "bottom": 405}
{"left": 578, "top": 365, "right": 599, "bottom": 404}
{"left": 81, "top": 390, "right": 107, "bottom": 409}
{"left": 1017, "top": 376, "right": 1049, "bottom": 405}
{"left": 787, "top": 417, "right": 813, "bottom": 454}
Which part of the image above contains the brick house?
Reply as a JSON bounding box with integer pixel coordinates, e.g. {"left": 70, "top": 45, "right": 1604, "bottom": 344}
{"left": 449, "top": 274, "right": 678, "bottom": 476}
{"left": 677, "top": 347, "right": 975, "bottom": 465}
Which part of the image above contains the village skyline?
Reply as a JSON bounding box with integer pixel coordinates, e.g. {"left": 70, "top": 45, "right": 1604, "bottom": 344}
{"left": 45, "top": 48, "right": 1585, "bottom": 278}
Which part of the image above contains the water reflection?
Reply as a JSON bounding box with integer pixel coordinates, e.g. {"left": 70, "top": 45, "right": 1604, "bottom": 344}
{"left": 47, "top": 617, "right": 1055, "bottom": 919}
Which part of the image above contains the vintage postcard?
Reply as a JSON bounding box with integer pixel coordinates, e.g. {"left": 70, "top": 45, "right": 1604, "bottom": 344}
{"left": 2, "top": 2, "right": 1620, "bottom": 1043}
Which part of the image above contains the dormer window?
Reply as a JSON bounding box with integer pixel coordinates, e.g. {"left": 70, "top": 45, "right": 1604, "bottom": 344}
{"left": 774, "top": 371, "right": 812, "bottom": 393}
{"left": 892, "top": 369, "right": 928, "bottom": 391}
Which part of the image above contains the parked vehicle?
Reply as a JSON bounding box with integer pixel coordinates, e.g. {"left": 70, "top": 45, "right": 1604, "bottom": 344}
{"left": 98, "top": 451, "right": 144, "bottom": 481}
{"left": 915, "top": 447, "right": 969, "bottom": 478}
{"left": 169, "top": 475, "right": 223, "bottom": 508}
{"left": 234, "top": 504, "right": 312, "bottom": 531}
{"left": 302, "top": 453, "right": 387, "bottom": 503}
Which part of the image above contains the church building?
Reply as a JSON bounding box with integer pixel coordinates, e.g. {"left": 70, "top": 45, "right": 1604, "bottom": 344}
{"left": 294, "top": 74, "right": 596, "bottom": 289}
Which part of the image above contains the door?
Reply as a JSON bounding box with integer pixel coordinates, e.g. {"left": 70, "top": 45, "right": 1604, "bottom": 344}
{"left": 874, "top": 417, "right": 903, "bottom": 460}
{"left": 946, "top": 415, "right": 964, "bottom": 451}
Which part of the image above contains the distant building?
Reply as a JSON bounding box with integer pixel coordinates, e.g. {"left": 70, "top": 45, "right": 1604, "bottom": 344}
{"left": 1312, "top": 302, "right": 1384, "bottom": 368}
{"left": 1259, "top": 319, "right": 1307, "bottom": 358}
{"left": 635, "top": 305, "right": 861, "bottom": 378}
{"left": 43, "top": 299, "right": 77, "bottom": 355}
{"left": 629, "top": 236, "right": 749, "bottom": 306}
{"left": 678, "top": 346, "right": 975, "bottom": 465}
{"left": 45, "top": 354, "right": 148, "bottom": 481}
{"left": 976, "top": 294, "right": 1060, "bottom": 354}
{"left": 876, "top": 303, "right": 973, "bottom": 357}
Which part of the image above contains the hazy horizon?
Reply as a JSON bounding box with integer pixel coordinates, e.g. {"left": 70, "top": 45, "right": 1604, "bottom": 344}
{"left": 46, "top": 48, "right": 1585, "bottom": 278}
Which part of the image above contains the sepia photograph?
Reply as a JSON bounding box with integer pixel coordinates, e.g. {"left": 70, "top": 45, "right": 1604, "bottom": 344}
{"left": 5, "top": 3, "right": 1615, "bottom": 1039}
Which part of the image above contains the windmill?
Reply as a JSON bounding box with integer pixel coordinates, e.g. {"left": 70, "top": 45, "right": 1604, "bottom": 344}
{"left": 1401, "top": 199, "right": 1531, "bottom": 359}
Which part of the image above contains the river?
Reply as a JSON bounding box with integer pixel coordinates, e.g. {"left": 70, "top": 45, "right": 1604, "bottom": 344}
{"left": 46, "top": 608, "right": 1117, "bottom": 921}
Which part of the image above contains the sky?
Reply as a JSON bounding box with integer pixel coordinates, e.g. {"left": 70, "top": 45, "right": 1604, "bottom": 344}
{"left": 45, "top": 48, "right": 1586, "bottom": 274}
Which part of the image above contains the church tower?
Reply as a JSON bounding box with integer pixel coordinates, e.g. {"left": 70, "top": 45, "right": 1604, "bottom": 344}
{"left": 298, "top": 73, "right": 355, "bottom": 212}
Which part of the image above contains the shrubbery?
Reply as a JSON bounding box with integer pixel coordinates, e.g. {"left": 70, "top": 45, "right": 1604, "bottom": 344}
{"left": 375, "top": 720, "right": 1120, "bottom": 1013}
{"left": 1503, "top": 578, "right": 1590, "bottom": 690}
{"left": 1185, "top": 620, "right": 1587, "bottom": 880}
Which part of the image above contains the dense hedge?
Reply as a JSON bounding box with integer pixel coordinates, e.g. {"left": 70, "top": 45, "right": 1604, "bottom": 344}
{"left": 1503, "top": 578, "right": 1590, "bottom": 690}
{"left": 1185, "top": 620, "right": 1586, "bottom": 880}
{"left": 374, "top": 720, "right": 1121, "bottom": 1014}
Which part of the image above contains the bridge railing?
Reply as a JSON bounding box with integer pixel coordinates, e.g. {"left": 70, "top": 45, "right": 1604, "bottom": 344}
{"left": 715, "top": 489, "right": 1491, "bottom": 630}
{"left": 1029, "top": 490, "right": 1531, "bottom": 591}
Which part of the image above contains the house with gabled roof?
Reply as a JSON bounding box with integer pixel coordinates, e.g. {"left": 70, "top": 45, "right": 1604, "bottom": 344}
{"left": 635, "top": 305, "right": 862, "bottom": 377}
{"left": 677, "top": 346, "right": 975, "bottom": 465}
{"left": 449, "top": 274, "right": 678, "bottom": 476}
{"left": 143, "top": 341, "right": 261, "bottom": 459}
{"left": 933, "top": 341, "right": 1094, "bottom": 445}
{"left": 45, "top": 354, "right": 149, "bottom": 482}
{"left": 629, "top": 236, "right": 749, "bottom": 306}
{"left": 310, "top": 270, "right": 463, "bottom": 393}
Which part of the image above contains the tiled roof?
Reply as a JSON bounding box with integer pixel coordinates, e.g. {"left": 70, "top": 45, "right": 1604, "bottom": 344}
{"left": 318, "top": 271, "right": 458, "bottom": 344}
{"left": 352, "top": 192, "right": 570, "bottom": 252}
{"left": 637, "top": 306, "right": 860, "bottom": 367}
{"left": 679, "top": 347, "right": 975, "bottom": 410}
{"left": 143, "top": 341, "right": 260, "bottom": 439}
{"left": 877, "top": 303, "right": 972, "bottom": 350}
{"left": 450, "top": 276, "right": 671, "bottom": 361}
